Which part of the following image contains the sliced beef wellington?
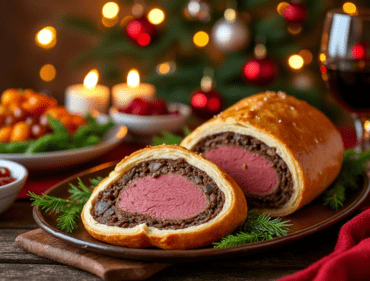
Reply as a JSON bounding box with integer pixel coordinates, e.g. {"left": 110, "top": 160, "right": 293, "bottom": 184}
{"left": 82, "top": 145, "right": 247, "bottom": 250}
{"left": 181, "top": 91, "right": 344, "bottom": 217}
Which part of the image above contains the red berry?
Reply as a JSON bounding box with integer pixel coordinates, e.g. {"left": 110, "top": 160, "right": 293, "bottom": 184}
{"left": 150, "top": 99, "right": 169, "bottom": 115}
{"left": 129, "top": 98, "right": 152, "bottom": 115}
{"left": 0, "top": 167, "right": 11, "bottom": 178}
{"left": 0, "top": 177, "right": 15, "bottom": 186}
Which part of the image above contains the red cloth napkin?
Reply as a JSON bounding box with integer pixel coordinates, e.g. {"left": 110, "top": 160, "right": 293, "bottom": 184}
{"left": 278, "top": 127, "right": 370, "bottom": 281}
{"left": 278, "top": 207, "right": 370, "bottom": 281}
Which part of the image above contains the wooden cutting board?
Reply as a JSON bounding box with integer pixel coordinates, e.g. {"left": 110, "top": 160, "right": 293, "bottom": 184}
{"left": 15, "top": 229, "right": 172, "bottom": 281}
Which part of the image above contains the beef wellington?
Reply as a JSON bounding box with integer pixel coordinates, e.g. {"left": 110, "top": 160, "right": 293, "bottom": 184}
{"left": 82, "top": 145, "right": 247, "bottom": 250}
{"left": 181, "top": 91, "right": 344, "bottom": 217}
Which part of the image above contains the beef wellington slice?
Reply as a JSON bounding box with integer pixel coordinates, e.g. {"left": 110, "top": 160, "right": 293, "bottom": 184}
{"left": 82, "top": 145, "right": 247, "bottom": 250}
{"left": 181, "top": 91, "right": 344, "bottom": 217}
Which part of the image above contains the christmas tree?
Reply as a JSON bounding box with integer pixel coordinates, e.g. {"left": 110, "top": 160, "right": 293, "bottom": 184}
{"left": 60, "top": 0, "right": 370, "bottom": 119}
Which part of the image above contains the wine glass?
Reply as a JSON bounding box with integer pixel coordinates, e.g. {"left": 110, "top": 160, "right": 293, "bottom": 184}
{"left": 320, "top": 7, "right": 370, "bottom": 151}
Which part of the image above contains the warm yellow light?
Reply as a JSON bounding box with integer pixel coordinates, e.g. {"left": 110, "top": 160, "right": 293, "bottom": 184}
{"left": 299, "top": 49, "right": 313, "bottom": 64}
{"left": 365, "top": 120, "right": 370, "bottom": 132}
{"left": 254, "top": 44, "right": 267, "bottom": 59}
{"left": 193, "top": 31, "right": 209, "bottom": 47}
{"left": 288, "top": 54, "right": 304, "bottom": 70}
{"left": 127, "top": 69, "right": 140, "bottom": 87}
{"left": 224, "top": 8, "right": 236, "bottom": 21}
{"left": 120, "top": 16, "right": 135, "bottom": 27}
{"left": 39, "top": 64, "right": 56, "bottom": 81}
{"left": 102, "top": 2, "right": 119, "bottom": 19}
{"left": 148, "top": 8, "right": 165, "bottom": 25}
{"left": 343, "top": 2, "right": 357, "bottom": 14}
{"left": 319, "top": 53, "right": 326, "bottom": 62}
{"left": 157, "top": 62, "right": 171, "bottom": 74}
{"left": 83, "top": 69, "right": 99, "bottom": 88}
{"left": 132, "top": 3, "right": 145, "bottom": 17}
{"left": 36, "top": 26, "right": 56, "bottom": 49}
{"left": 277, "top": 2, "right": 290, "bottom": 15}
{"left": 288, "top": 24, "right": 302, "bottom": 35}
{"left": 102, "top": 16, "right": 118, "bottom": 27}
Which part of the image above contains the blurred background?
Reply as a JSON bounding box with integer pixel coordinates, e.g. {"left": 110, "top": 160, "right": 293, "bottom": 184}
{"left": 1, "top": 0, "right": 370, "bottom": 123}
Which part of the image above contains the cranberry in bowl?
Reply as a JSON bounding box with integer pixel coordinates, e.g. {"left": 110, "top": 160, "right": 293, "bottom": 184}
{"left": 0, "top": 159, "right": 28, "bottom": 214}
{"left": 109, "top": 98, "right": 192, "bottom": 138}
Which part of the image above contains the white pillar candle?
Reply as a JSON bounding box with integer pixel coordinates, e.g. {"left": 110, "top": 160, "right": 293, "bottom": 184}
{"left": 65, "top": 69, "right": 110, "bottom": 115}
{"left": 111, "top": 69, "right": 156, "bottom": 109}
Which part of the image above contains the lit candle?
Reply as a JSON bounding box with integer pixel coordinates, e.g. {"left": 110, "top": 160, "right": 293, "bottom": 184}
{"left": 112, "top": 69, "right": 156, "bottom": 109}
{"left": 65, "top": 69, "right": 110, "bottom": 115}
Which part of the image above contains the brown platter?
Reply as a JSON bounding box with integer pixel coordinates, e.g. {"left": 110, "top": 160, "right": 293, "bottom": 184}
{"left": 33, "top": 161, "right": 370, "bottom": 263}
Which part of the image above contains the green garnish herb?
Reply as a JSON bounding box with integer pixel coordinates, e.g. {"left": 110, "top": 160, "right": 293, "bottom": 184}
{"left": 0, "top": 114, "right": 114, "bottom": 154}
{"left": 323, "top": 148, "right": 370, "bottom": 210}
{"left": 213, "top": 210, "right": 291, "bottom": 248}
{"left": 29, "top": 176, "right": 103, "bottom": 233}
{"left": 151, "top": 126, "right": 191, "bottom": 146}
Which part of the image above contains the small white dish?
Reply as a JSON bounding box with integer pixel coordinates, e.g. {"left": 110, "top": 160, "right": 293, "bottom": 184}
{"left": 0, "top": 125, "right": 128, "bottom": 172}
{"left": 109, "top": 102, "right": 192, "bottom": 137}
{"left": 0, "top": 159, "right": 28, "bottom": 214}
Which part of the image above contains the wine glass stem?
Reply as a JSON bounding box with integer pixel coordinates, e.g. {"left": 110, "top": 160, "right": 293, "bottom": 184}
{"left": 352, "top": 113, "right": 370, "bottom": 152}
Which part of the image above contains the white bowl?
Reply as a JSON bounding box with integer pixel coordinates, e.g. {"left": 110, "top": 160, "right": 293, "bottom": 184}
{"left": 0, "top": 159, "right": 28, "bottom": 214}
{"left": 109, "top": 102, "right": 192, "bottom": 137}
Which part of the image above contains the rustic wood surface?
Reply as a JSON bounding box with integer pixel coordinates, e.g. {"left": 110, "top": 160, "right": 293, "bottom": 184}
{"left": 0, "top": 198, "right": 353, "bottom": 281}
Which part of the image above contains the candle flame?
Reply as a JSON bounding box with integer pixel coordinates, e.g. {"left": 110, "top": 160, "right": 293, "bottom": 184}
{"left": 127, "top": 69, "right": 140, "bottom": 87}
{"left": 84, "top": 69, "right": 99, "bottom": 88}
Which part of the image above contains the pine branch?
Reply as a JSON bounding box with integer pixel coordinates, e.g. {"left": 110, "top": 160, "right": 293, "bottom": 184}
{"left": 29, "top": 192, "right": 75, "bottom": 213}
{"left": 152, "top": 127, "right": 191, "bottom": 146}
{"left": 243, "top": 212, "right": 291, "bottom": 237}
{"left": 213, "top": 210, "right": 291, "bottom": 248}
{"left": 323, "top": 148, "right": 370, "bottom": 210}
{"left": 68, "top": 178, "right": 94, "bottom": 203}
{"left": 28, "top": 176, "right": 104, "bottom": 233}
{"left": 56, "top": 203, "right": 84, "bottom": 233}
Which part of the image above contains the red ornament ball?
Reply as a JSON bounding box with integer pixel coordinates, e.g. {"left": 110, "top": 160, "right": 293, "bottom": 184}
{"left": 283, "top": 3, "right": 307, "bottom": 24}
{"left": 190, "top": 88, "right": 223, "bottom": 119}
{"left": 125, "top": 17, "right": 158, "bottom": 47}
{"left": 242, "top": 56, "right": 277, "bottom": 86}
{"left": 351, "top": 43, "right": 366, "bottom": 60}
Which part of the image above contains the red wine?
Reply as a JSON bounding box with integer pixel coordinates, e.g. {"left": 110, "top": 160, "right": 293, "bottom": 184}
{"left": 324, "top": 62, "right": 370, "bottom": 113}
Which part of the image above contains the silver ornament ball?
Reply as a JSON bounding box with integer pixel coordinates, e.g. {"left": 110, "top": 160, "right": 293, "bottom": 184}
{"left": 185, "top": 0, "right": 210, "bottom": 22}
{"left": 211, "top": 18, "right": 250, "bottom": 52}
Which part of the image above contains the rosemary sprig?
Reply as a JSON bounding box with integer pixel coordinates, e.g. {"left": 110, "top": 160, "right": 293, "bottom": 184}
{"left": 151, "top": 126, "right": 191, "bottom": 146}
{"left": 29, "top": 176, "right": 103, "bottom": 233}
{"left": 213, "top": 210, "right": 291, "bottom": 248}
{"left": 323, "top": 148, "right": 370, "bottom": 210}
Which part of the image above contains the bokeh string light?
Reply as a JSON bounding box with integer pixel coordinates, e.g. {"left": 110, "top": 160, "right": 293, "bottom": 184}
{"left": 148, "top": 8, "right": 165, "bottom": 25}
{"left": 193, "top": 31, "right": 209, "bottom": 47}
{"left": 39, "top": 64, "right": 56, "bottom": 81}
{"left": 35, "top": 26, "right": 56, "bottom": 49}
{"left": 102, "top": 2, "right": 119, "bottom": 27}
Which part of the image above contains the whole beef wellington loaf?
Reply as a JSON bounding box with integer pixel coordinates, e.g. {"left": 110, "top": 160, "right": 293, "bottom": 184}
{"left": 181, "top": 91, "right": 344, "bottom": 217}
{"left": 81, "top": 145, "right": 247, "bottom": 250}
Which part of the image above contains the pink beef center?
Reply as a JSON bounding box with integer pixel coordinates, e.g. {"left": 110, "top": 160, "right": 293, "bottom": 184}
{"left": 119, "top": 174, "right": 207, "bottom": 219}
{"left": 205, "top": 146, "right": 278, "bottom": 196}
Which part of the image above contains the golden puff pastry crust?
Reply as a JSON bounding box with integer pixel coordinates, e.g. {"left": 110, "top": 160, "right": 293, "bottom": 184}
{"left": 181, "top": 91, "right": 344, "bottom": 217}
{"left": 81, "top": 145, "right": 247, "bottom": 250}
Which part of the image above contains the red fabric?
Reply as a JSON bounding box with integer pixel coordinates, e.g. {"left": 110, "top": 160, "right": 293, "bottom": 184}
{"left": 278, "top": 209, "right": 370, "bottom": 281}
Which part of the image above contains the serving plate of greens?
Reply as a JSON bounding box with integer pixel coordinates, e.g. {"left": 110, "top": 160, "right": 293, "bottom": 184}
{"left": 32, "top": 151, "right": 370, "bottom": 263}
{"left": 0, "top": 115, "right": 128, "bottom": 172}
